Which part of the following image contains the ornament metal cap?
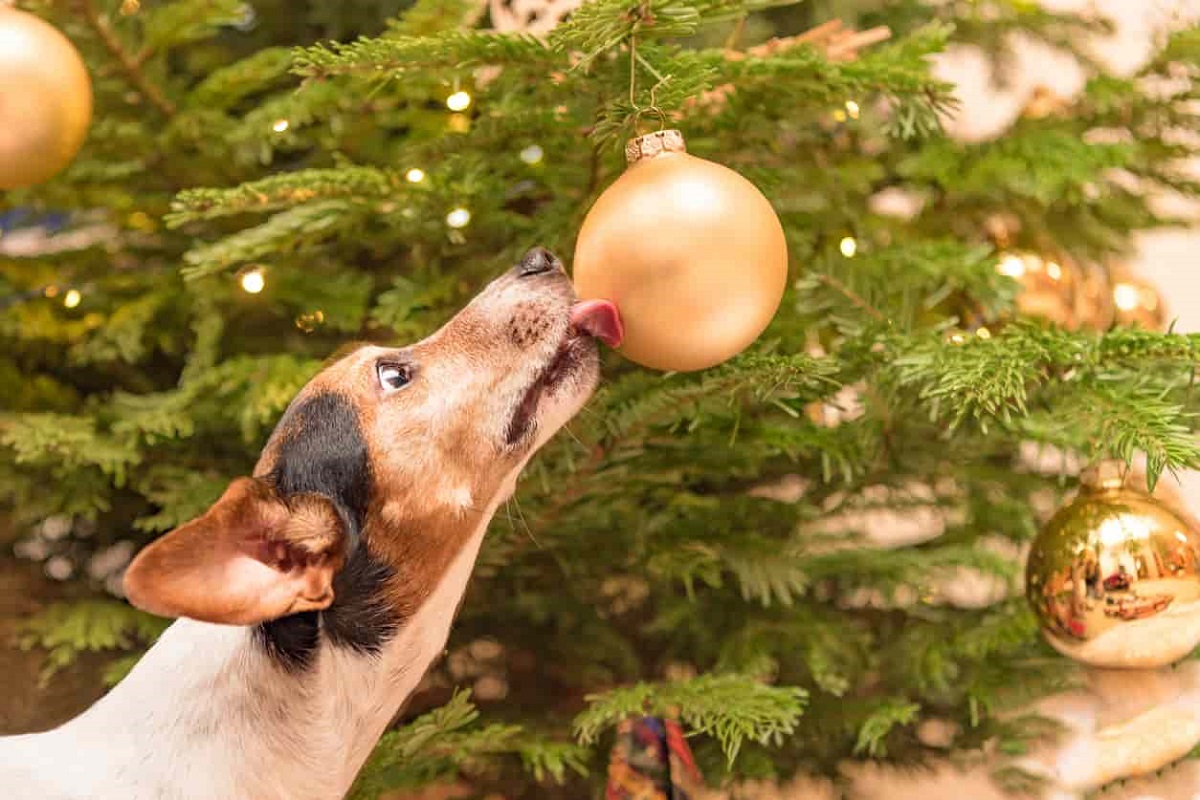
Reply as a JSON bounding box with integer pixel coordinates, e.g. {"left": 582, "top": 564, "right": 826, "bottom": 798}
{"left": 1080, "top": 459, "right": 1128, "bottom": 492}
{"left": 625, "top": 130, "right": 686, "bottom": 165}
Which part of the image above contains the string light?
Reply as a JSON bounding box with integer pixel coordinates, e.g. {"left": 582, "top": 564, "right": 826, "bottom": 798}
{"left": 295, "top": 309, "right": 325, "bottom": 332}
{"left": 405, "top": 168, "right": 425, "bottom": 183}
{"left": 832, "top": 108, "right": 847, "bottom": 122}
{"left": 519, "top": 144, "right": 544, "bottom": 165}
{"left": 120, "top": 0, "right": 140, "bottom": 15}
{"left": 445, "top": 208, "right": 471, "bottom": 229}
{"left": 997, "top": 254, "right": 1027, "bottom": 278}
{"left": 1045, "top": 261, "right": 1063, "bottom": 281}
{"left": 1113, "top": 282, "right": 1140, "bottom": 312}
{"left": 845, "top": 100, "right": 861, "bottom": 119}
{"left": 63, "top": 289, "right": 81, "bottom": 309}
{"left": 446, "top": 90, "right": 472, "bottom": 112}
{"left": 272, "top": 119, "right": 290, "bottom": 133}
{"left": 839, "top": 236, "right": 858, "bottom": 258}
{"left": 976, "top": 327, "right": 992, "bottom": 340}
{"left": 43, "top": 285, "right": 60, "bottom": 298}
{"left": 949, "top": 332, "right": 966, "bottom": 345}
{"left": 240, "top": 268, "right": 266, "bottom": 294}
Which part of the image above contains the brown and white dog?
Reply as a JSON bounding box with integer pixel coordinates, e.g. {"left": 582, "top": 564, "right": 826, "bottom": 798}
{"left": 0, "top": 248, "right": 621, "bottom": 800}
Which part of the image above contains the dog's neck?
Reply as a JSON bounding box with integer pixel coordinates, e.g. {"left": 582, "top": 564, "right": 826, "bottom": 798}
{"left": 3, "top": 514, "right": 492, "bottom": 800}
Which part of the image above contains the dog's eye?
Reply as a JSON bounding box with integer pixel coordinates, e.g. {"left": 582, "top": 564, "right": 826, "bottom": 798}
{"left": 377, "top": 362, "right": 413, "bottom": 392}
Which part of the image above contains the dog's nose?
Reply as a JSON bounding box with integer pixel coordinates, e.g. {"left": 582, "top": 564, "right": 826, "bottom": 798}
{"left": 517, "top": 247, "right": 561, "bottom": 277}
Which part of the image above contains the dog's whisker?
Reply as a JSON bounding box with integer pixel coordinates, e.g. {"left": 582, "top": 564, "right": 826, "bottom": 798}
{"left": 510, "top": 494, "right": 540, "bottom": 549}
{"left": 561, "top": 422, "right": 587, "bottom": 450}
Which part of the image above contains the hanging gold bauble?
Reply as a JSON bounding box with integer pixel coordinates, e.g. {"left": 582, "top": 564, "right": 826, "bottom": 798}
{"left": 572, "top": 130, "right": 789, "bottom": 372}
{"left": 1111, "top": 274, "right": 1167, "bottom": 330}
{"left": 1026, "top": 461, "right": 1200, "bottom": 668}
{"left": 995, "top": 250, "right": 1113, "bottom": 330}
{"left": 0, "top": 7, "right": 93, "bottom": 189}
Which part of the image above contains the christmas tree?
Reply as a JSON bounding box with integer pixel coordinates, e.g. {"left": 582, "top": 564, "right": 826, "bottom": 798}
{"left": 3, "top": 0, "right": 1200, "bottom": 797}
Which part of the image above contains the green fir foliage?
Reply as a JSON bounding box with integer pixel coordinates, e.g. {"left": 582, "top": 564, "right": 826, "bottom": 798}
{"left": 4, "top": 0, "right": 1200, "bottom": 796}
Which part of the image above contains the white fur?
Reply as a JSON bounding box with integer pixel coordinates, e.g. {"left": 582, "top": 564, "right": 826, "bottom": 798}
{"left": 0, "top": 507, "right": 497, "bottom": 800}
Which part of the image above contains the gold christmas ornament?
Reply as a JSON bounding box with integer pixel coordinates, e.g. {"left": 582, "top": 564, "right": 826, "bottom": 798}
{"left": 995, "top": 250, "right": 1113, "bottom": 330}
{"left": 1111, "top": 275, "right": 1167, "bottom": 330}
{"left": 1026, "top": 461, "right": 1200, "bottom": 668}
{"left": 572, "top": 130, "right": 789, "bottom": 372}
{"left": 0, "top": 7, "right": 93, "bottom": 189}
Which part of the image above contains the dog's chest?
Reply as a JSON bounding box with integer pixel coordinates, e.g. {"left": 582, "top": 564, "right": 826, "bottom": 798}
{"left": 0, "top": 521, "right": 490, "bottom": 800}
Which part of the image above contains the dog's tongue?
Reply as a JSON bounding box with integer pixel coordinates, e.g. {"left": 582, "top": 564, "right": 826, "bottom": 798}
{"left": 570, "top": 299, "right": 623, "bottom": 348}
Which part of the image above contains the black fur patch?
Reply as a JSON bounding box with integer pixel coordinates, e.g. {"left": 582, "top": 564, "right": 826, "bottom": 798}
{"left": 256, "top": 392, "right": 399, "bottom": 671}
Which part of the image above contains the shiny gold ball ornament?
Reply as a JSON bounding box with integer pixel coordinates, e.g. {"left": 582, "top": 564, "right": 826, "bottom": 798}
{"left": 0, "top": 7, "right": 93, "bottom": 189}
{"left": 1111, "top": 275, "right": 1167, "bottom": 330}
{"left": 1026, "top": 461, "right": 1200, "bottom": 668}
{"left": 572, "top": 130, "right": 788, "bottom": 372}
{"left": 996, "top": 250, "right": 1113, "bottom": 330}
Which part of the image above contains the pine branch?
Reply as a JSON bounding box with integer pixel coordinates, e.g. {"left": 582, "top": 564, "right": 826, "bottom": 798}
{"left": 17, "top": 601, "right": 169, "bottom": 685}
{"left": 293, "top": 32, "right": 552, "bottom": 78}
{"left": 76, "top": 0, "right": 178, "bottom": 117}
{"left": 575, "top": 673, "right": 807, "bottom": 764}
{"left": 167, "top": 167, "right": 403, "bottom": 224}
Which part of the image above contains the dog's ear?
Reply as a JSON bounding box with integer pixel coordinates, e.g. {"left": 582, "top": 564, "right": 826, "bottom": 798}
{"left": 123, "top": 477, "right": 350, "bottom": 625}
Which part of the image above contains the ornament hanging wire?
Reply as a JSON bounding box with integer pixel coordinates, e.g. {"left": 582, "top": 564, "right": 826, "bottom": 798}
{"left": 626, "top": 6, "right": 669, "bottom": 136}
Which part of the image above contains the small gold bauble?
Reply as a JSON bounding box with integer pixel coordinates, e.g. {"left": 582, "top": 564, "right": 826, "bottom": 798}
{"left": 0, "top": 7, "right": 93, "bottom": 189}
{"left": 995, "top": 250, "right": 1113, "bottom": 330}
{"left": 572, "top": 130, "right": 789, "bottom": 372}
{"left": 1026, "top": 461, "right": 1200, "bottom": 668}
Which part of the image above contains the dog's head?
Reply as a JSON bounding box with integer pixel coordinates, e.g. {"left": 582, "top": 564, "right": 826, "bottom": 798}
{"left": 123, "top": 249, "right": 619, "bottom": 647}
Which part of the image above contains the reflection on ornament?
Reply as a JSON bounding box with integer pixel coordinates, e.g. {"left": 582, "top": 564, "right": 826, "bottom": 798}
{"left": 1026, "top": 461, "right": 1200, "bottom": 668}
{"left": 0, "top": 8, "right": 94, "bottom": 189}
{"left": 405, "top": 168, "right": 425, "bottom": 183}
{"left": 572, "top": 130, "right": 788, "bottom": 372}
{"left": 1111, "top": 276, "right": 1166, "bottom": 330}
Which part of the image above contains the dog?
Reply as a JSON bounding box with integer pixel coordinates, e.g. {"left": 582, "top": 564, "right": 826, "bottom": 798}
{"left": 0, "top": 248, "right": 622, "bottom": 800}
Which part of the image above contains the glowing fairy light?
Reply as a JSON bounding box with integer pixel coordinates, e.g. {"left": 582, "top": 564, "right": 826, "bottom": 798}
{"left": 240, "top": 268, "right": 265, "bottom": 294}
{"left": 446, "top": 91, "right": 472, "bottom": 112}
{"left": 445, "top": 208, "right": 471, "bottom": 229}
{"left": 272, "top": 119, "right": 290, "bottom": 133}
{"left": 1045, "top": 261, "right": 1063, "bottom": 281}
{"left": 63, "top": 289, "right": 81, "bottom": 309}
{"left": 845, "top": 100, "right": 861, "bottom": 119}
{"left": 839, "top": 236, "right": 858, "bottom": 258}
{"left": 976, "top": 327, "right": 992, "bottom": 340}
{"left": 519, "top": 144, "right": 544, "bottom": 164}
{"left": 405, "top": 168, "right": 425, "bottom": 183}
